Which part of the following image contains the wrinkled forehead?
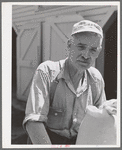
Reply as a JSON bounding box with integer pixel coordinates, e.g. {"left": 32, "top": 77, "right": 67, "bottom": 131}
{"left": 72, "top": 32, "right": 102, "bottom": 47}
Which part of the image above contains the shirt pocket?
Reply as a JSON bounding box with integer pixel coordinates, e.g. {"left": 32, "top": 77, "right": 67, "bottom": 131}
{"left": 46, "top": 107, "right": 65, "bottom": 130}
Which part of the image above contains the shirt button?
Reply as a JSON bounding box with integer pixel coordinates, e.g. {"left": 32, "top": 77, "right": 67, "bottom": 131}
{"left": 55, "top": 113, "right": 58, "bottom": 116}
{"left": 73, "top": 118, "right": 77, "bottom": 122}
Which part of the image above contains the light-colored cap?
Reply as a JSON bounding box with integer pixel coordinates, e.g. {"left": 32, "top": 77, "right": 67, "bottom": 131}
{"left": 71, "top": 20, "right": 103, "bottom": 38}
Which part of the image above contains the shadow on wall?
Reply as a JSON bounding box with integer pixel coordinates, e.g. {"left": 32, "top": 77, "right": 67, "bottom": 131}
{"left": 12, "top": 28, "right": 28, "bottom": 144}
{"left": 104, "top": 14, "right": 117, "bottom": 100}
{"left": 12, "top": 106, "right": 27, "bottom": 144}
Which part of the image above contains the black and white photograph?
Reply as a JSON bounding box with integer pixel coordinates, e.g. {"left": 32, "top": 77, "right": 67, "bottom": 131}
{"left": 2, "top": 1, "right": 120, "bottom": 148}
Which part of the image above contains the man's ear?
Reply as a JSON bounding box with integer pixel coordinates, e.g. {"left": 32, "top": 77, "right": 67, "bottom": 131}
{"left": 95, "top": 46, "right": 102, "bottom": 58}
{"left": 99, "top": 46, "right": 102, "bottom": 52}
{"left": 67, "top": 39, "right": 71, "bottom": 49}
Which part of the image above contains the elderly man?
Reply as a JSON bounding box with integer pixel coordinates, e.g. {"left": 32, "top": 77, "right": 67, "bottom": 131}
{"left": 23, "top": 20, "right": 117, "bottom": 145}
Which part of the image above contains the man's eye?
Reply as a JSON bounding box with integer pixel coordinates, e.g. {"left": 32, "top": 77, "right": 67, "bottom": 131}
{"left": 77, "top": 46, "right": 85, "bottom": 50}
{"left": 90, "top": 48, "right": 97, "bottom": 53}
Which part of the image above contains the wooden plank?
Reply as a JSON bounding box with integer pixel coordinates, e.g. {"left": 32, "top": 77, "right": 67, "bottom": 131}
{"left": 16, "top": 24, "right": 41, "bottom": 101}
{"left": 12, "top": 6, "right": 103, "bottom": 23}
{"left": 43, "top": 22, "right": 51, "bottom": 61}
{"left": 12, "top": 5, "right": 35, "bottom": 14}
{"left": 17, "top": 22, "right": 40, "bottom": 30}
{"left": 78, "top": 6, "right": 110, "bottom": 17}
{"left": 13, "top": 18, "right": 42, "bottom": 27}
{"left": 49, "top": 14, "right": 84, "bottom": 23}
{"left": 20, "top": 66, "right": 34, "bottom": 96}
{"left": 19, "top": 60, "right": 39, "bottom": 69}
{"left": 17, "top": 30, "right": 24, "bottom": 99}
{"left": 35, "top": 5, "right": 64, "bottom": 13}
{"left": 21, "top": 30, "right": 38, "bottom": 60}
{"left": 12, "top": 5, "right": 32, "bottom": 10}
{"left": 12, "top": 14, "right": 37, "bottom": 22}
{"left": 14, "top": 21, "right": 34, "bottom": 27}
{"left": 14, "top": 13, "right": 82, "bottom": 30}
{"left": 22, "top": 78, "right": 32, "bottom": 97}
{"left": 13, "top": 11, "right": 35, "bottom": 19}
{"left": 84, "top": 13, "right": 106, "bottom": 21}
{"left": 13, "top": 21, "right": 42, "bottom": 35}
{"left": 13, "top": 6, "right": 116, "bottom": 29}
{"left": 20, "top": 60, "right": 32, "bottom": 67}
{"left": 36, "top": 5, "right": 104, "bottom": 16}
{"left": 36, "top": 23, "right": 41, "bottom": 65}
{"left": 100, "top": 7, "right": 116, "bottom": 28}
{"left": 51, "top": 23, "right": 68, "bottom": 42}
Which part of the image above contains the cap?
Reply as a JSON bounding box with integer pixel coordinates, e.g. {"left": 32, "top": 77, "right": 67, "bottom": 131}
{"left": 71, "top": 20, "right": 103, "bottom": 38}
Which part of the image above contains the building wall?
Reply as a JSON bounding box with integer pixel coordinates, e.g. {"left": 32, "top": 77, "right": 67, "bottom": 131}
{"left": 12, "top": 5, "right": 117, "bottom": 101}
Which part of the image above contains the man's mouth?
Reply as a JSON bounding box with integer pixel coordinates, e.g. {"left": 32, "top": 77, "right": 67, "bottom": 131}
{"left": 76, "top": 58, "right": 91, "bottom": 67}
{"left": 77, "top": 59, "right": 89, "bottom": 64}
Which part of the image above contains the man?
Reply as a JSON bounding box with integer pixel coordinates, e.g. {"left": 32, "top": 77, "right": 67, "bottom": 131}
{"left": 23, "top": 20, "right": 117, "bottom": 144}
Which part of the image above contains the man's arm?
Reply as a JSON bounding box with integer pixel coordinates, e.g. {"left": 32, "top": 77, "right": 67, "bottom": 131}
{"left": 23, "top": 67, "right": 51, "bottom": 144}
{"left": 26, "top": 121, "right": 51, "bottom": 144}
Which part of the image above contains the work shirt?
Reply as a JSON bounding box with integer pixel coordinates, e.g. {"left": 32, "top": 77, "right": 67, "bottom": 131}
{"left": 23, "top": 58, "right": 106, "bottom": 139}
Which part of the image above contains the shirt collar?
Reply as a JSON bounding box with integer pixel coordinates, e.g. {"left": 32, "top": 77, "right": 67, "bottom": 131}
{"left": 57, "top": 58, "right": 87, "bottom": 83}
{"left": 57, "top": 59, "right": 89, "bottom": 93}
{"left": 57, "top": 58, "right": 71, "bottom": 82}
{"left": 76, "top": 70, "right": 87, "bottom": 96}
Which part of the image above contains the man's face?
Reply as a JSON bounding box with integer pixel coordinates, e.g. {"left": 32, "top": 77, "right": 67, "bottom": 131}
{"left": 68, "top": 32, "right": 102, "bottom": 71}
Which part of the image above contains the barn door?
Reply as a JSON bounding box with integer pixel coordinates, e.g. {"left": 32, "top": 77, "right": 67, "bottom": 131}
{"left": 43, "top": 15, "right": 84, "bottom": 61}
{"left": 17, "top": 24, "right": 41, "bottom": 101}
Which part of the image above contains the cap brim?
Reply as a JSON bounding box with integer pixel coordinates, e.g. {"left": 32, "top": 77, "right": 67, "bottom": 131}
{"left": 71, "top": 28, "right": 103, "bottom": 38}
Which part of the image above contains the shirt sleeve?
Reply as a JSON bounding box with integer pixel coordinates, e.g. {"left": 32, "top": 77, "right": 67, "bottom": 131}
{"left": 23, "top": 67, "right": 50, "bottom": 128}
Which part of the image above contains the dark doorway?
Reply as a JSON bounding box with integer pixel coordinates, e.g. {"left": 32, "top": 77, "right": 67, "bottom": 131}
{"left": 12, "top": 28, "right": 17, "bottom": 97}
{"left": 12, "top": 28, "right": 28, "bottom": 144}
{"left": 104, "top": 12, "right": 117, "bottom": 100}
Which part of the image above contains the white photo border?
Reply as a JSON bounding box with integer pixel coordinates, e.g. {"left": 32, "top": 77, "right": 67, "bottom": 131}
{"left": 2, "top": 1, "right": 121, "bottom": 148}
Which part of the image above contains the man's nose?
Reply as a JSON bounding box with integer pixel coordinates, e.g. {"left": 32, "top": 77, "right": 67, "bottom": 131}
{"left": 81, "top": 49, "right": 90, "bottom": 59}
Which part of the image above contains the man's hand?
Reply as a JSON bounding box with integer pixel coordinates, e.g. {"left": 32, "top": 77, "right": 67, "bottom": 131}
{"left": 100, "top": 99, "right": 117, "bottom": 116}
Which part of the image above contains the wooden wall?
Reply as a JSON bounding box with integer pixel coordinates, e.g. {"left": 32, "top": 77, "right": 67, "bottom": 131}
{"left": 12, "top": 5, "right": 117, "bottom": 33}
{"left": 12, "top": 5, "right": 117, "bottom": 101}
